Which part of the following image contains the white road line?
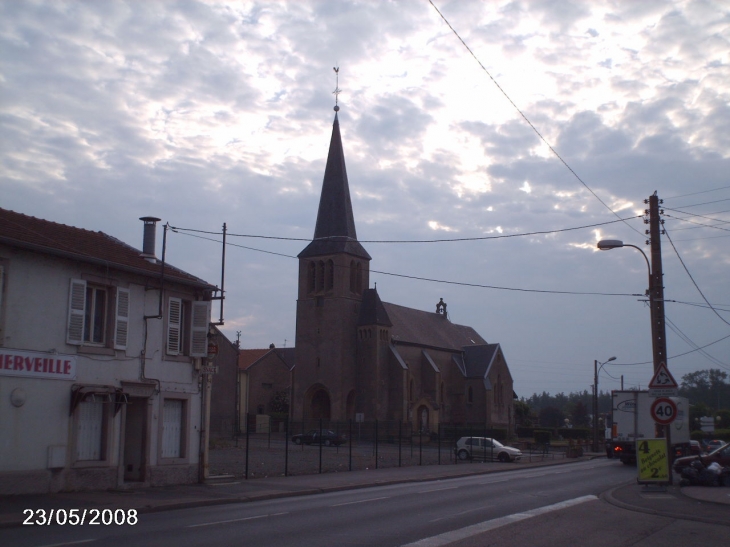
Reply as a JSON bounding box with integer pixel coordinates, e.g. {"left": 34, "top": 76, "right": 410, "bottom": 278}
{"left": 401, "top": 495, "right": 598, "bottom": 547}
{"left": 186, "top": 512, "right": 289, "bottom": 528}
{"left": 418, "top": 486, "right": 458, "bottom": 493}
{"left": 430, "top": 505, "right": 492, "bottom": 523}
{"left": 331, "top": 496, "right": 391, "bottom": 507}
{"left": 37, "top": 541, "right": 97, "bottom": 547}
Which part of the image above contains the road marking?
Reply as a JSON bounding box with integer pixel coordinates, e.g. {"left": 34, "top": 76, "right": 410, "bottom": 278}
{"left": 400, "top": 495, "right": 598, "bottom": 547}
{"left": 37, "top": 541, "right": 97, "bottom": 547}
{"left": 418, "top": 486, "right": 458, "bottom": 493}
{"left": 331, "top": 496, "right": 391, "bottom": 507}
{"left": 431, "top": 505, "right": 492, "bottom": 522}
{"left": 186, "top": 512, "right": 288, "bottom": 528}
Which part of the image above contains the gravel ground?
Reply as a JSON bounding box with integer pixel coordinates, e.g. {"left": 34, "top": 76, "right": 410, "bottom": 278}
{"left": 209, "top": 434, "right": 566, "bottom": 479}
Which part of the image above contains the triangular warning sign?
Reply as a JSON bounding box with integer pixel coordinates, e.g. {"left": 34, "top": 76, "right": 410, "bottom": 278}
{"left": 648, "top": 362, "right": 678, "bottom": 389}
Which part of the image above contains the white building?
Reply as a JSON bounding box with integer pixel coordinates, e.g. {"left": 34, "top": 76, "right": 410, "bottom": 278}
{"left": 0, "top": 209, "right": 216, "bottom": 494}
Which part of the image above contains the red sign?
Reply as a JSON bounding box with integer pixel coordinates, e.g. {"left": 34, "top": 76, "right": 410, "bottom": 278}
{"left": 0, "top": 349, "right": 77, "bottom": 381}
{"left": 650, "top": 397, "right": 677, "bottom": 425}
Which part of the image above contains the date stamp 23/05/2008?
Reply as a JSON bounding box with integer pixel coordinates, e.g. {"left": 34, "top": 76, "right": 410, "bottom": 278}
{"left": 23, "top": 508, "right": 138, "bottom": 526}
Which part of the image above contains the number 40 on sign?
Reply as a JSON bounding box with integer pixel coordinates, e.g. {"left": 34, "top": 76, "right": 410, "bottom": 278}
{"left": 650, "top": 397, "right": 677, "bottom": 425}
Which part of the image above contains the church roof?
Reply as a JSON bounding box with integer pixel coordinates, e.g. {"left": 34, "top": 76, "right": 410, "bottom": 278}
{"left": 299, "top": 113, "right": 371, "bottom": 260}
{"left": 462, "top": 343, "right": 500, "bottom": 379}
{"left": 358, "top": 288, "right": 393, "bottom": 327}
{"left": 383, "top": 302, "right": 487, "bottom": 352}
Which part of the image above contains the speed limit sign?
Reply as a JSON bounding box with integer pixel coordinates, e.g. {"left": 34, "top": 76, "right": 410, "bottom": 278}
{"left": 650, "top": 397, "right": 677, "bottom": 425}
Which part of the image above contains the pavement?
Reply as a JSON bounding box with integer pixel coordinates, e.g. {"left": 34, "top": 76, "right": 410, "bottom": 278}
{"left": 1, "top": 454, "right": 728, "bottom": 530}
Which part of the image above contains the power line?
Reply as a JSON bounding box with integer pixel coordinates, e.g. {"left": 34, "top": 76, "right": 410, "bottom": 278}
{"left": 663, "top": 185, "right": 730, "bottom": 200}
{"left": 663, "top": 226, "right": 730, "bottom": 328}
{"left": 426, "top": 0, "right": 643, "bottom": 237}
{"left": 671, "top": 197, "right": 730, "bottom": 209}
{"left": 169, "top": 216, "right": 641, "bottom": 244}
{"left": 171, "top": 228, "right": 639, "bottom": 297}
{"left": 664, "top": 214, "right": 730, "bottom": 232}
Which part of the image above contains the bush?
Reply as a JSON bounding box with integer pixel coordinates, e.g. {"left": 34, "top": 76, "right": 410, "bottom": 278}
{"left": 534, "top": 430, "right": 551, "bottom": 444}
{"left": 557, "top": 427, "right": 590, "bottom": 440}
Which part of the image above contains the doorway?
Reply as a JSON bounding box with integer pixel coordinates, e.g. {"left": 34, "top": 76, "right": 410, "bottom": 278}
{"left": 123, "top": 397, "right": 147, "bottom": 482}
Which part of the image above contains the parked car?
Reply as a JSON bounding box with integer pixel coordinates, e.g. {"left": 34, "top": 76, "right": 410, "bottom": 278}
{"left": 291, "top": 429, "right": 347, "bottom": 447}
{"left": 689, "top": 440, "right": 701, "bottom": 455}
{"left": 454, "top": 437, "right": 522, "bottom": 462}
{"left": 705, "top": 439, "right": 724, "bottom": 453}
{"left": 673, "top": 442, "right": 730, "bottom": 474}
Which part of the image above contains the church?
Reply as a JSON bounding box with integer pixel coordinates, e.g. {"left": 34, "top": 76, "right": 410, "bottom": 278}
{"left": 290, "top": 105, "right": 515, "bottom": 434}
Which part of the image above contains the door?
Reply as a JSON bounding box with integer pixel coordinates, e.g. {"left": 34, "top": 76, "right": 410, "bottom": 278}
{"left": 123, "top": 397, "right": 147, "bottom": 482}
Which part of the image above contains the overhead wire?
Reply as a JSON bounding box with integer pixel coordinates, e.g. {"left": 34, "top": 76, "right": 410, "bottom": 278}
{"left": 663, "top": 226, "right": 730, "bottom": 328}
{"left": 426, "top": 0, "right": 643, "bottom": 237}
{"left": 663, "top": 185, "right": 730, "bottom": 200}
{"left": 169, "top": 215, "right": 641, "bottom": 244}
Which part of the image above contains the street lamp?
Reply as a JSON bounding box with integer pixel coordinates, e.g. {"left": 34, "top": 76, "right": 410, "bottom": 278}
{"left": 593, "top": 356, "right": 616, "bottom": 452}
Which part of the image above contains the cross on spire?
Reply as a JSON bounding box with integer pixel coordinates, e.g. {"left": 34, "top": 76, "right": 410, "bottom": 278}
{"left": 333, "top": 66, "right": 341, "bottom": 111}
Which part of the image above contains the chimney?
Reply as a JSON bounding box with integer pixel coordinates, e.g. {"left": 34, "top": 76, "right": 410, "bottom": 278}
{"left": 139, "top": 216, "right": 161, "bottom": 262}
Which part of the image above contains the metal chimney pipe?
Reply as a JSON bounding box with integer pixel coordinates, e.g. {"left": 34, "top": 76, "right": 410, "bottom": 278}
{"left": 139, "top": 216, "right": 161, "bottom": 261}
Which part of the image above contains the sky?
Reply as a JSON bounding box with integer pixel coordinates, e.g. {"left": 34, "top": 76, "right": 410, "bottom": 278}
{"left": 1, "top": 0, "right": 729, "bottom": 400}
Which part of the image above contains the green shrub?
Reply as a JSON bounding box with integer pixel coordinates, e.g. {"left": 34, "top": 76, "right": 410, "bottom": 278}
{"left": 534, "top": 430, "right": 551, "bottom": 444}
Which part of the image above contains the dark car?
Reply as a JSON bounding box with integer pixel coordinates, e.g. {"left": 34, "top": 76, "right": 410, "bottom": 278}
{"left": 705, "top": 440, "right": 724, "bottom": 453}
{"left": 673, "top": 442, "right": 730, "bottom": 473}
{"left": 291, "top": 429, "right": 347, "bottom": 447}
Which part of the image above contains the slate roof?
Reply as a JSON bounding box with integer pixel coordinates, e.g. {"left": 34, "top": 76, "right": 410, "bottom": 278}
{"left": 238, "top": 347, "right": 296, "bottom": 371}
{"left": 462, "top": 343, "right": 500, "bottom": 379}
{"left": 358, "top": 288, "right": 393, "bottom": 327}
{"left": 383, "top": 301, "right": 487, "bottom": 352}
{"left": 0, "top": 208, "right": 215, "bottom": 289}
{"left": 299, "top": 113, "right": 370, "bottom": 260}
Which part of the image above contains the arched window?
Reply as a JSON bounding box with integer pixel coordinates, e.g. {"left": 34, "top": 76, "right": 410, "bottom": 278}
{"left": 326, "top": 260, "right": 334, "bottom": 290}
{"left": 467, "top": 386, "right": 473, "bottom": 404}
{"left": 316, "top": 261, "right": 325, "bottom": 292}
{"left": 307, "top": 262, "right": 316, "bottom": 293}
{"left": 356, "top": 262, "right": 363, "bottom": 293}
{"left": 440, "top": 382, "right": 444, "bottom": 404}
{"left": 409, "top": 379, "right": 414, "bottom": 402}
{"left": 350, "top": 261, "right": 357, "bottom": 293}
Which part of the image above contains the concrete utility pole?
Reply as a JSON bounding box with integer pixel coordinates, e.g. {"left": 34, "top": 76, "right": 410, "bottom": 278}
{"left": 647, "top": 192, "right": 667, "bottom": 375}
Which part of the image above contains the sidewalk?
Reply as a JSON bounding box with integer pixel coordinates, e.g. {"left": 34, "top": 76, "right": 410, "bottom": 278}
{"left": 2, "top": 455, "right": 728, "bottom": 529}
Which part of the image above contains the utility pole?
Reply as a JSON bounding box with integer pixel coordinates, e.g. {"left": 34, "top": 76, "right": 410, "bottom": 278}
{"left": 647, "top": 192, "right": 672, "bottom": 484}
{"left": 646, "top": 192, "right": 667, "bottom": 374}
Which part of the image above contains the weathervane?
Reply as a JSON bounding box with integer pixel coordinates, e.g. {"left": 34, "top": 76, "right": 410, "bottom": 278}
{"left": 333, "top": 66, "right": 341, "bottom": 112}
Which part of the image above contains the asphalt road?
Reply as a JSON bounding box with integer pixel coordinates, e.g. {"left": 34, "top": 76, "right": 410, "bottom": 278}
{"left": 6, "top": 460, "right": 639, "bottom": 547}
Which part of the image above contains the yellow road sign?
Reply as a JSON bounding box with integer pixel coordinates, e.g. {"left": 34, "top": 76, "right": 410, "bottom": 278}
{"left": 637, "top": 439, "right": 669, "bottom": 484}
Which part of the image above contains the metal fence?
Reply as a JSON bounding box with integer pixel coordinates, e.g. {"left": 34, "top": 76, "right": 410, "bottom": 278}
{"left": 209, "top": 417, "right": 569, "bottom": 479}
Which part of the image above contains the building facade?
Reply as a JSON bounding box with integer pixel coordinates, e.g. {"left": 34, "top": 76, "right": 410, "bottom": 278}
{"left": 291, "top": 111, "right": 515, "bottom": 433}
{"left": 0, "top": 210, "right": 216, "bottom": 494}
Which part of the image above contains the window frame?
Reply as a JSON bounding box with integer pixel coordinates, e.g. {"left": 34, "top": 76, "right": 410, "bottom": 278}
{"left": 66, "top": 279, "right": 130, "bottom": 351}
{"left": 157, "top": 393, "right": 191, "bottom": 464}
{"left": 72, "top": 398, "right": 113, "bottom": 468}
{"left": 165, "top": 296, "right": 209, "bottom": 359}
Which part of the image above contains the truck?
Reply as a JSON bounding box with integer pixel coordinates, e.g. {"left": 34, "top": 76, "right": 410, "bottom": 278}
{"left": 607, "top": 390, "right": 690, "bottom": 465}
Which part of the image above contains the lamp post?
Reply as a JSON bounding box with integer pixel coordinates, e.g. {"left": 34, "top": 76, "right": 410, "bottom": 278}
{"left": 594, "top": 356, "right": 616, "bottom": 452}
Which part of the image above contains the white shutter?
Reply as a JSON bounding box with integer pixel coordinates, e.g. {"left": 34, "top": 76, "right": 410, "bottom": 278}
{"left": 114, "top": 287, "right": 131, "bottom": 350}
{"left": 161, "top": 399, "right": 183, "bottom": 458}
{"left": 67, "top": 279, "right": 87, "bottom": 345}
{"left": 167, "top": 297, "right": 182, "bottom": 355}
{"left": 76, "top": 401, "right": 103, "bottom": 460}
{"left": 190, "top": 301, "right": 210, "bottom": 357}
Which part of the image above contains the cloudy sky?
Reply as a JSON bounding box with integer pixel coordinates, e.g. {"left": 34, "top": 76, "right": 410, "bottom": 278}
{"left": 2, "top": 0, "right": 729, "bottom": 399}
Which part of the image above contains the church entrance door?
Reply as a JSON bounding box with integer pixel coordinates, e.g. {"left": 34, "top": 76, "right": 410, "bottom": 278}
{"left": 309, "top": 388, "right": 331, "bottom": 421}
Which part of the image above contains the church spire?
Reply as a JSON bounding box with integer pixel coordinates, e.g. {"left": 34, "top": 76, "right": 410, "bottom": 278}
{"left": 298, "top": 73, "right": 370, "bottom": 260}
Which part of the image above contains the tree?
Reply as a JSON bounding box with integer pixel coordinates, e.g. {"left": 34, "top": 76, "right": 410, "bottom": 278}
{"left": 269, "top": 390, "right": 289, "bottom": 417}
{"left": 538, "top": 406, "right": 564, "bottom": 428}
{"left": 570, "top": 401, "right": 590, "bottom": 428}
{"left": 679, "top": 369, "right": 730, "bottom": 411}
{"left": 514, "top": 400, "right": 532, "bottom": 426}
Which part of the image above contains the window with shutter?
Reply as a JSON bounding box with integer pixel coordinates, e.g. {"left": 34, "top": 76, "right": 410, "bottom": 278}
{"left": 190, "top": 301, "right": 210, "bottom": 357}
{"left": 76, "top": 401, "right": 104, "bottom": 461}
{"left": 67, "top": 279, "right": 87, "bottom": 345}
{"left": 114, "top": 288, "right": 130, "bottom": 350}
{"left": 167, "top": 297, "right": 182, "bottom": 355}
{"left": 161, "top": 399, "right": 183, "bottom": 458}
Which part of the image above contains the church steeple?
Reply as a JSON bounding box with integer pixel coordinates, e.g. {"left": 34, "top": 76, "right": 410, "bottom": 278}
{"left": 298, "top": 111, "right": 370, "bottom": 260}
